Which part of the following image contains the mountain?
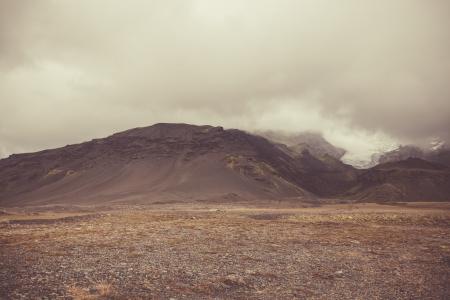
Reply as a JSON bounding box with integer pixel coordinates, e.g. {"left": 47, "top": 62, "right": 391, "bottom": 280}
{"left": 345, "top": 158, "right": 450, "bottom": 202}
{"left": 378, "top": 145, "right": 425, "bottom": 164}
{"left": 427, "top": 149, "right": 450, "bottom": 167}
{"left": 0, "top": 123, "right": 449, "bottom": 206}
{"left": 0, "top": 123, "right": 317, "bottom": 206}
{"left": 375, "top": 144, "right": 450, "bottom": 168}
{"left": 256, "top": 131, "right": 346, "bottom": 160}
{"left": 256, "top": 131, "right": 360, "bottom": 196}
{"left": 0, "top": 123, "right": 362, "bottom": 207}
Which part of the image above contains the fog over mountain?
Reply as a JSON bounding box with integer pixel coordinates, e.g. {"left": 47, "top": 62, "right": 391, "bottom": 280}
{"left": 1, "top": 1, "right": 449, "bottom": 164}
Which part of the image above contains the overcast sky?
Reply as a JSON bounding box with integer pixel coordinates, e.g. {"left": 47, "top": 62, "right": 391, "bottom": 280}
{"left": 1, "top": 0, "right": 449, "bottom": 163}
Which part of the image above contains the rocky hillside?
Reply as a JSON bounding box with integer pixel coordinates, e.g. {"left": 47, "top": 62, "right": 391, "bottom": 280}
{"left": 345, "top": 158, "right": 450, "bottom": 202}
{"left": 0, "top": 123, "right": 449, "bottom": 206}
{"left": 0, "top": 124, "right": 315, "bottom": 206}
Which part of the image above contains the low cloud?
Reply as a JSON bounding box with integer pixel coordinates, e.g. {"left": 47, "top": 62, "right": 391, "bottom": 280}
{"left": 1, "top": 0, "right": 449, "bottom": 161}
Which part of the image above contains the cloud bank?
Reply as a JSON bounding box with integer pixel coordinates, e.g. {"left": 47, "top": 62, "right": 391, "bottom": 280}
{"left": 1, "top": 0, "right": 449, "bottom": 162}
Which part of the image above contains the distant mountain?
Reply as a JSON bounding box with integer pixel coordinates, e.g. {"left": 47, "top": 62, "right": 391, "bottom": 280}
{"left": 0, "top": 123, "right": 449, "bottom": 206}
{"left": 428, "top": 148, "right": 450, "bottom": 167}
{"left": 256, "top": 131, "right": 346, "bottom": 160}
{"left": 376, "top": 143, "right": 450, "bottom": 168}
{"left": 378, "top": 145, "right": 425, "bottom": 164}
{"left": 345, "top": 158, "right": 450, "bottom": 202}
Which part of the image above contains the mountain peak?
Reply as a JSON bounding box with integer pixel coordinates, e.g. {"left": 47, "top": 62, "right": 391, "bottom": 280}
{"left": 111, "top": 123, "right": 224, "bottom": 140}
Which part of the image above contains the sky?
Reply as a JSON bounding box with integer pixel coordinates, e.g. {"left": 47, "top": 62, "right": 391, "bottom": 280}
{"left": 1, "top": 0, "right": 449, "bottom": 164}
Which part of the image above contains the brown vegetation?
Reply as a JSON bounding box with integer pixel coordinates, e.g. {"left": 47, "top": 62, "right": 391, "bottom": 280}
{"left": 1, "top": 202, "right": 449, "bottom": 299}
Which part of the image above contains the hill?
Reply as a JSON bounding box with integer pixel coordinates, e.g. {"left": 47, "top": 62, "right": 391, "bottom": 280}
{"left": 0, "top": 124, "right": 313, "bottom": 206}
{"left": 0, "top": 123, "right": 449, "bottom": 206}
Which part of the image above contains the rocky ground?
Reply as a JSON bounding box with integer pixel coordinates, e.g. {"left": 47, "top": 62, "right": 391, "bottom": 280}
{"left": 0, "top": 202, "right": 449, "bottom": 299}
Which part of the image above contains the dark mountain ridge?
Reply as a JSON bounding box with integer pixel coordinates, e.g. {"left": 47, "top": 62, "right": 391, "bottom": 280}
{"left": 346, "top": 158, "right": 450, "bottom": 202}
{"left": 377, "top": 144, "right": 450, "bottom": 168}
{"left": 1, "top": 123, "right": 449, "bottom": 206}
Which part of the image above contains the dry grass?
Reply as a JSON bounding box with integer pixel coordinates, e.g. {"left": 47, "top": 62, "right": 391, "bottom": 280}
{"left": 95, "top": 282, "right": 114, "bottom": 297}
{"left": 1, "top": 203, "right": 449, "bottom": 299}
{"left": 66, "top": 282, "right": 114, "bottom": 300}
{"left": 67, "top": 286, "right": 94, "bottom": 300}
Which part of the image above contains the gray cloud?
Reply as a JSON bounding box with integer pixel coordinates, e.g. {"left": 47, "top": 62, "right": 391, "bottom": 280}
{"left": 1, "top": 0, "right": 449, "bottom": 162}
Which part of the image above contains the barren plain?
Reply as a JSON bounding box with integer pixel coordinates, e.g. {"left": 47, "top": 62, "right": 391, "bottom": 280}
{"left": 1, "top": 202, "right": 449, "bottom": 299}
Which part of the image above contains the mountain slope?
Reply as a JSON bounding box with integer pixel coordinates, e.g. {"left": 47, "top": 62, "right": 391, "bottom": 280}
{"left": 0, "top": 124, "right": 315, "bottom": 206}
{"left": 376, "top": 143, "right": 450, "bottom": 168}
{"left": 346, "top": 158, "right": 450, "bottom": 202}
{"left": 257, "top": 131, "right": 346, "bottom": 160}
{"left": 1, "top": 123, "right": 449, "bottom": 206}
{"left": 378, "top": 145, "right": 425, "bottom": 164}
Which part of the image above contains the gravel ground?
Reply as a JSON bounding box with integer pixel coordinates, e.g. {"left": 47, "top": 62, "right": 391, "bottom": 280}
{"left": 0, "top": 203, "right": 449, "bottom": 299}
